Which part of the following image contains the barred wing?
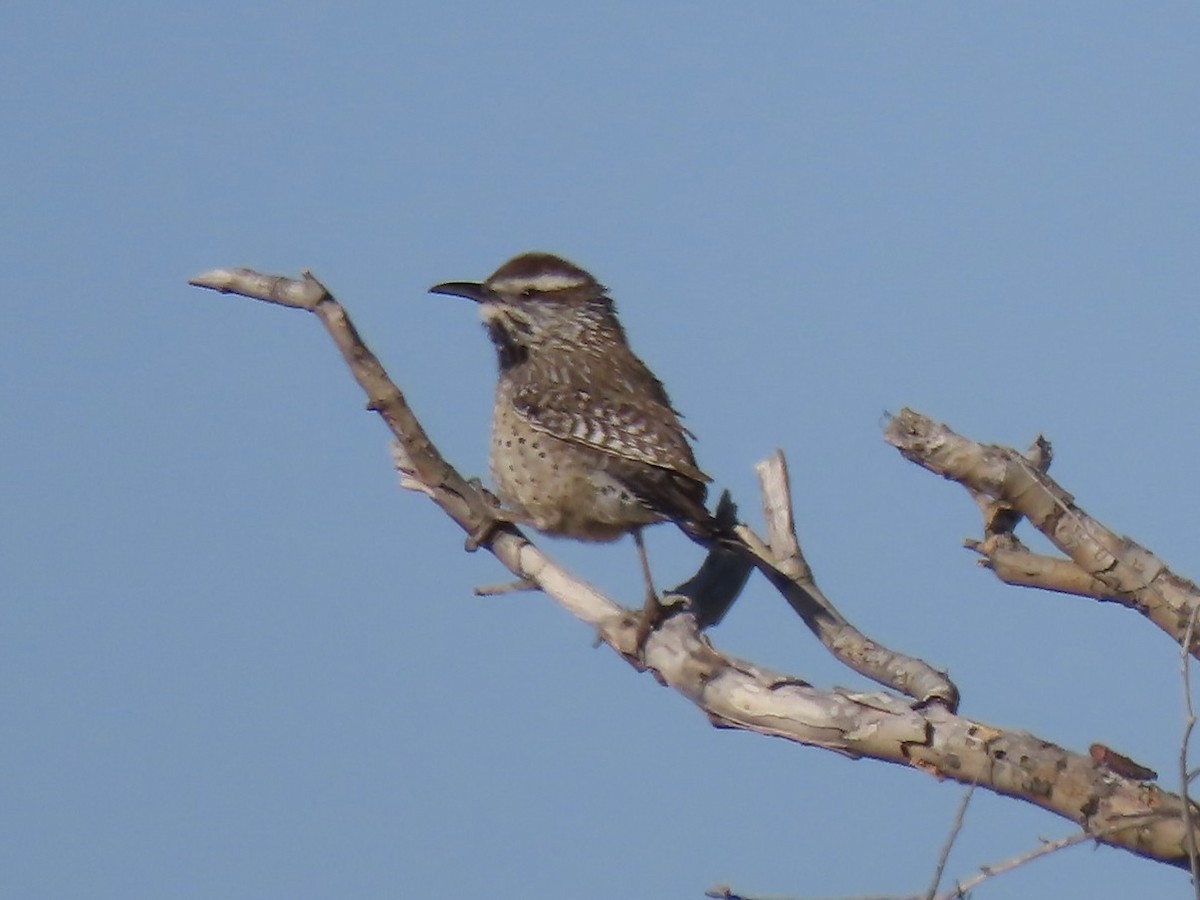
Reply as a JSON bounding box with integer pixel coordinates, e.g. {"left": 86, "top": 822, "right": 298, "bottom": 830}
{"left": 511, "top": 384, "right": 711, "bottom": 486}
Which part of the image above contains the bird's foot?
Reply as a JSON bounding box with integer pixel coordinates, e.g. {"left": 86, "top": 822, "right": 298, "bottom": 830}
{"left": 464, "top": 517, "right": 500, "bottom": 552}
{"left": 466, "top": 477, "right": 500, "bottom": 505}
{"left": 463, "top": 480, "right": 534, "bottom": 551}
{"left": 634, "top": 588, "right": 666, "bottom": 656}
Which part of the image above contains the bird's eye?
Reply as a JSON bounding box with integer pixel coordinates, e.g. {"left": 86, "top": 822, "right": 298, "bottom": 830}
{"left": 521, "top": 288, "right": 535, "bottom": 298}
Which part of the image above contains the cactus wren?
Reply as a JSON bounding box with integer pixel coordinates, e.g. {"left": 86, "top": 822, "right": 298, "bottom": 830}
{"left": 431, "top": 252, "right": 719, "bottom": 636}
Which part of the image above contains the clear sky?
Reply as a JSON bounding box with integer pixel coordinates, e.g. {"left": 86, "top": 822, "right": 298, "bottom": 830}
{"left": 3, "top": 3, "right": 1198, "bottom": 898}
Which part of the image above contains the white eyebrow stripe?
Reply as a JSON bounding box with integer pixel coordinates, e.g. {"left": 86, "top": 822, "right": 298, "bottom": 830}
{"left": 490, "top": 272, "right": 588, "bottom": 293}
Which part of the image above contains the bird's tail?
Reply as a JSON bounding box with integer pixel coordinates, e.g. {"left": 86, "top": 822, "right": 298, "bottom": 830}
{"left": 670, "top": 490, "right": 755, "bottom": 628}
{"left": 677, "top": 489, "right": 742, "bottom": 548}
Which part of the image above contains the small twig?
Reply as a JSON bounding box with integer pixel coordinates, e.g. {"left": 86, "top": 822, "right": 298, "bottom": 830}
{"left": 707, "top": 818, "right": 1164, "bottom": 900}
{"left": 474, "top": 578, "right": 539, "bottom": 596}
{"left": 924, "top": 784, "right": 975, "bottom": 900}
{"left": 932, "top": 819, "right": 1159, "bottom": 900}
{"left": 1181, "top": 605, "right": 1200, "bottom": 896}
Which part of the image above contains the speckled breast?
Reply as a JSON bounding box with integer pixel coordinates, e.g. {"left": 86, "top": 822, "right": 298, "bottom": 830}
{"left": 488, "top": 384, "right": 663, "bottom": 542}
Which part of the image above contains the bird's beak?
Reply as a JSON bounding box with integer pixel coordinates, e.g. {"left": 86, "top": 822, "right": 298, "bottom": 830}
{"left": 429, "top": 281, "right": 489, "bottom": 302}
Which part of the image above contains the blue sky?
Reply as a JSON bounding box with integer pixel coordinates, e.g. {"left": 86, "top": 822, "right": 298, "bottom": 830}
{"left": 3, "top": 3, "right": 1198, "bottom": 898}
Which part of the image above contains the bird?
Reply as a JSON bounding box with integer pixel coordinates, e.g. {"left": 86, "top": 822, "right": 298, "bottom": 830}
{"left": 430, "top": 252, "right": 721, "bottom": 641}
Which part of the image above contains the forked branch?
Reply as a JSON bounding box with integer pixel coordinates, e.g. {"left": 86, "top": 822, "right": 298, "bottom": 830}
{"left": 884, "top": 408, "right": 1200, "bottom": 655}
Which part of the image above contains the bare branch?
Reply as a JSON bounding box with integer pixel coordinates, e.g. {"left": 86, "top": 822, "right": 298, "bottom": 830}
{"left": 190, "top": 269, "right": 1200, "bottom": 871}
{"left": 965, "top": 534, "right": 1130, "bottom": 602}
{"left": 885, "top": 408, "right": 1200, "bottom": 655}
{"left": 932, "top": 818, "right": 1164, "bottom": 900}
{"left": 924, "top": 785, "right": 975, "bottom": 900}
{"left": 709, "top": 818, "right": 1162, "bottom": 900}
{"left": 188, "top": 267, "right": 328, "bottom": 310}
{"left": 1181, "top": 606, "right": 1200, "bottom": 895}
{"left": 748, "top": 451, "right": 959, "bottom": 710}
{"left": 193, "top": 267, "right": 957, "bottom": 710}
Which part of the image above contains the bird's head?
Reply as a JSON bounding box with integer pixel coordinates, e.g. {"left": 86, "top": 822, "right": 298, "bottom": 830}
{"left": 431, "top": 252, "right": 622, "bottom": 368}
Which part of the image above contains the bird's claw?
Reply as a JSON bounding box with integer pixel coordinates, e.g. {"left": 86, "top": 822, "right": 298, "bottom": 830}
{"left": 463, "top": 478, "right": 518, "bottom": 551}
{"left": 634, "top": 589, "right": 666, "bottom": 656}
{"left": 464, "top": 516, "right": 503, "bottom": 552}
